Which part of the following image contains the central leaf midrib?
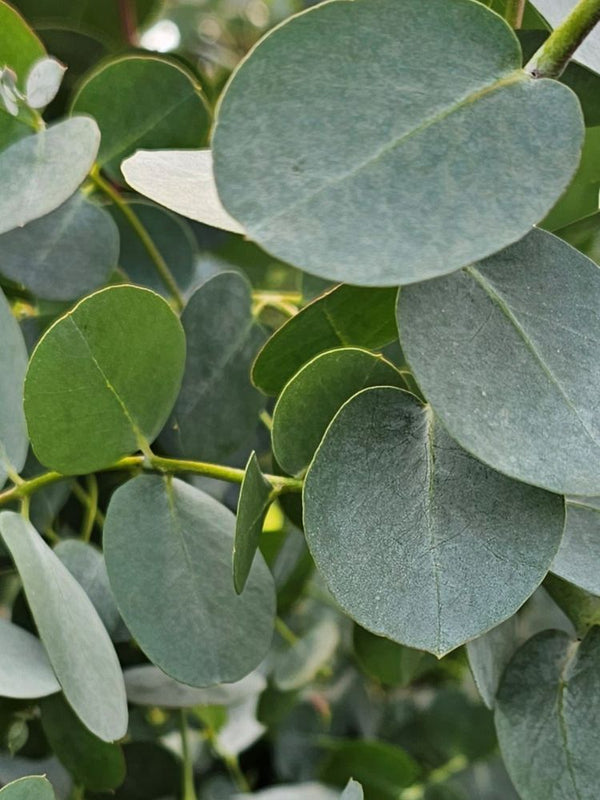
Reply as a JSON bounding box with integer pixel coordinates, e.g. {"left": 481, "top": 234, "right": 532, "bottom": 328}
{"left": 423, "top": 405, "right": 443, "bottom": 654}
{"left": 253, "top": 69, "right": 526, "bottom": 235}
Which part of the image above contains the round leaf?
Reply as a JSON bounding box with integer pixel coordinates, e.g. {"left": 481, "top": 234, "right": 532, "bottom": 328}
{"left": 552, "top": 498, "right": 600, "bottom": 596}
{"left": 0, "top": 192, "right": 119, "bottom": 300}
{"left": 213, "top": 0, "right": 583, "bottom": 285}
{"left": 0, "top": 511, "right": 128, "bottom": 742}
{"left": 25, "top": 56, "right": 66, "bottom": 109}
{"left": 71, "top": 55, "right": 210, "bottom": 177}
{"left": 104, "top": 475, "right": 275, "bottom": 687}
{"left": 0, "top": 618, "right": 59, "bottom": 699}
{"left": 272, "top": 347, "right": 405, "bottom": 477}
{"left": 466, "top": 617, "right": 519, "bottom": 709}
{"left": 0, "top": 288, "right": 29, "bottom": 487}
{"left": 399, "top": 228, "right": 600, "bottom": 495}
{"left": 495, "top": 627, "right": 600, "bottom": 800}
{"left": 303, "top": 387, "right": 564, "bottom": 656}
{"left": 24, "top": 285, "right": 185, "bottom": 474}
{"left": 0, "top": 777, "right": 55, "bottom": 800}
{"left": 0, "top": 117, "right": 100, "bottom": 235}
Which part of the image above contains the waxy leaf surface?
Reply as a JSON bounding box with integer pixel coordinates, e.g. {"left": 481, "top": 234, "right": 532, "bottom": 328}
{"left": 0, "top": 618, "right": 59, "bottom": 699}
{"left": 233, "top": 451, "right": 274, "bottom": 594}
{"left": 0, "top": 777, "right": 55, "bottom": 800}
{"left": 0, "top": 288, "right": 29, "bottom": 488}
{"left": 552, "top": 497, "right": 600, "bottom": 596}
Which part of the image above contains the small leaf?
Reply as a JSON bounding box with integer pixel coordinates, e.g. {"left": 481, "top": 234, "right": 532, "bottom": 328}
{"left": 353, "top": 625, "right": 436, "bottom": 688}
{"left": 0, "top": 287, "right": 29, "bottom": 488}
{"left": 0, "top": 776, "right": 55, "bottom": 799}
{"left": 495, "top": 627, "right": 600, "bottom": 800}
{"left": 399, "top": 228, "right": 600, "bottom": 494}
{"left": 0, "top": 192, "right": 119, "bottom": 301}
{"left": 0, "top": 618, "right": 59, "bottom": 699}
{"left": 303, "top": 387, "right": 564, "bottom": 656}
{"left": 466, "top": 616, "right": 519, "bottom": 709}
{"left": 273, "top": 613, "right": 340, "bottom": 691}
{"left": 40, "top": 694, "right": 125, "bottom": 791}
{"left": 272, "top": 347, "right": 405, "bottom": 477}
{"left": 0, "top": 117, "right": 100, "bottom": 235}
{"left": 71, "top": 55, "right": 210, "bottom": 177}
{"left": 341, "top": 781, "right": 364, "bottom": 800}
{"left": 25, "top": 56, "right": 66, "bottom": 109}
{"left": 161, "top": 271, "right": 266, "bottom": 462}
{"left": 104, "top": 475, "right": 275, "bottom": 687}
{"left": 253, "top": 284, "right": 398, "bottom": 396}
{"left": 0, "top": 512, "right": 128, "bottom": 741}
{"left": 232, "top": 785, "right": 338, "bottom": 800}
{"left": 552, "top": 498, "right": 600, "bottom": 596}
{"left": 24, "top": 285, "right": 185, "bottom": 474}
{"left": 213, "top": 0, "right": 583, "bottom": 285}
{"left": 544, "top": 574, "right": 600, "bottom": 636}
{"left": 233, "top": 451, "right": 274, "bottom": 594}
{"left": 121, "top": 149, "right": 245, "bottom": 233}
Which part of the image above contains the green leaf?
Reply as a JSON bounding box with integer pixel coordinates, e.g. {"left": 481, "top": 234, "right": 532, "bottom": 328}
{"left": 124, "top": 665, "right": 266, "bottom": 708}
{"left": 0, "top": 288, "right": 29, "bottom": 487}
{"left": 161, "top": 271, "right": 266, "bottom": 462}
{"left": 557, "top": 210, "right": 600, "bottom": 264}
{"left": 121, "top": 149, "right": 245, "bottom": 233}
{"left": 40, "top": 693, "right": 125, "bottom": 791}
{"left": 544, "top": 574, "right": 600, "bottom": 635}
{"left": 398, "top": 228, "right": 600, "bottom": 495}
{"left": 71, "top": 55, "right": 210, "bottom": 178}
{"left": 104, "top": 475, "right": 275, "bottom": 687}
{"left": 0, "top": 777, "right": 55, "bottom": 799}
{"left": 25, "top": 56, "right": 66, "bottom": 109}
{"left": 303, "top": 387, "right": 564, "bottom": 656}
{"left": 0, "top": 511, "right": 128, "bottom": 742}
{"left": 0, "top": 192, "right": 119, "bottom": 301}
{"left": 529, "top": 0, "right": 600, "bottom": 75}
{"left": 24, "top": 285, "right": 185, "bottom": 474}
{"left": 495, "top": 627, "right": 600, "bottom": 800}
{"left": 213, "top": 0, "right": 583, "bottom": 286}
{"left": 252, "top": 285, "right": 398, "bottom": 396}
{"left": 109, "top": 200, "right": 199, "bottom": 298}
{"left": 233, "top": 451, "right": 274, "bottom": 594}
{"left": 353, "top": 625, "right": 436, "bottom": 688}
{"left": 54, "top": 540, "right": 126, "bottom": 642}
{"left": 0, "top": 618, "right": 59, "bottom": 699}
{"left": 466, "top": 617, "right": 519, "bottom": 709}
{"left": 552, "top": 498, "right": 600, "bottom": 595}
{"left": 319, "top": 739, "right": 419, "bottom": 800}
{"left": 273, "top": 613, "right": 340, "bottom": 691}
{"left": 272, "top": 347, "right": 405, "bottom": 477}
{"left": 0, "top": 117, "right": 100, "bottom": 235}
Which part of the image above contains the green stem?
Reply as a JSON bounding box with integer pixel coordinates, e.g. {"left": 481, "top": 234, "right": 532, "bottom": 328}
{"left": 205, "top": 728, "right": 250, "bottom": 793}
{"left": 89, "top": 167, "right": 184, "bottom": 311}
{"left": 81, "top": 475, "right": 98, "bottom": 542}
{"left": 525, "top": 0, "right": 600, "bottom": 78}
{"left": 179, "top": 710, "right": 198, "bottom": 800}
{"left": 275, "top": 616, "right": 300, "bottom": 646}
{"left": 505, "top": 0, "right": 525, "bottom": 28}
{"left": 0, "top": 455, "right": 302, "bottom": 509}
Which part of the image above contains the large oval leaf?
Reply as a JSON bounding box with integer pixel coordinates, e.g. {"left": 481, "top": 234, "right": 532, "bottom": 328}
{"left": 552, "top": 498, "right": 600, "bottom": 596}
{"left": 399, "top": 228, "right": 600, "bottom": 495}
{"left": 272, "top": 347, "right": 405, "bottom": 477}
{"left": 0, "top": 192, "right": 119, "bottom": 300}
{"left": 0, "top": 512, "right": 128, "bottom": 742}
{"left": 160, "top": 271, "right": 266, "bottom": 462}
{"left": 303, "top": 387, "right": 564, "bottom": 656}
{"left": 0, "top": 618, "right": 59, "bottom": 699}
{"left": 71, "top": 55, "right": 210, "bottom": 177}
{"left": 213, "top": 0, "right": 583, "bottom": 285}
{"left": 24, "top": 285, "right": 185, "bottom": 474}
{"left": 104, "top": 475, "right": 275, "bottom": 687}
{"left": 0, "top": 117, "right": 100, "bottom": 235}
{"left": 0, "top": 288, "right": 29, "bottom": 488}
{"left": 495, "top": 627, "right": 600, "bottom": 800}
{"left": 0, "top": 777, "right": 55, "bottom": 800}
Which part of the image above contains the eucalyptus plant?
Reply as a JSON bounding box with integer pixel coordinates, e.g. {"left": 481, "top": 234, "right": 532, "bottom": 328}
{"left": 0, "top": 0, "right": 600, "bottom": 798}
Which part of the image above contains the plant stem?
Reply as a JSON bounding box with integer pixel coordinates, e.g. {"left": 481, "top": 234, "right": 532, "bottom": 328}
{"left": 118, "top": 0, "right": 138, "bottom": 46}
{"left": 89, "top": 167, "right": 184, "bottom": 311}
{"left": 179, "top": 710, "right": 198, "bottom": 800}
{"left": 205, "top": 727, "right": 250, "bottom": 793}
{"left": 505, "top": 0, "right": 525, "bottom": 28}
{"left": 80, "top": 475, "right": 99, "bottom": 541}
{"left": 275, "top": 616, "right": 300, "bottom": 646}
{"left": 526, "top": 0, "right": 600, "bottom": 78}
{"left": 0, "top": 455, "right": 302, "bottom": 509}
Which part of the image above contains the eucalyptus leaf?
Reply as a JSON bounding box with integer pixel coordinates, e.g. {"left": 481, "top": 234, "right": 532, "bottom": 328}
{"left": 353, "top": 626, "right": 436, "bottom": 688}
{"left": 272, "top": 347, "right": 405, "bottom": 477}
{"left": 557, "top": 211, "right": 600, "bottom": 264}
{"left": 495, "top": 627, "right": 600, "bottom": 800}
{"left": 161, "top": 271, "right": 266, "bottom": 462}
{"left": 213, "top": 0, "right": 583, "bottom": 285}
{"left": 233, "top": 452, "right": 274, "bottom": 594}
{"left": 303, "top": 387, "right": 564, "bottom": 656}
{"left": 543, "top": 574, "right": 600, "bottom": 635}
{"left": 341, "top": 781, "right": 363, "bottom": 800}
{"left": 0, "top": 117, "right": 100, "bottom": 235}
{"left": 252, "top": 285, "right": 398, "bottom": 396}
{"left": 232, "top": 785, "right": 338, "bottom": 800}
{"left": 0, "top": 618, "right": 59, "bottom": 699}
{"left": 104, "top": 475, "right": 275, "bottom": 687}
{"left": 72, "top": 55, "right": 210, "bottom": 177}
{"left": 0, "top": 777, "right": 55, "bottom": 800}
{"left": 466, "top": 617, "right": 519, "bottom": 709}
{"left": 0, "top": 288, "right": 29, "bottom": 488}
{"left": 0, "top": 192, "right": 119, "bottom": 300}
{"left": 399, "top": 228, "right": 600, "bottom": 495}
{"left": 0, "top": 512, "right": 128, "bottom": 742}
{"left": 121, "top": 149, "right": 244, "bottom": 233}
{"left": 24, "top": 285, "right": 185, "bottom": 474}
{"left": 25, "top": 57, "right": 66, "bottom": 109}
{"left": 40, "top": 693, "right": 125, "bottom": 792}
{"left": 551, "top": 498, "right": 600, "bottom": 595}
{"left": 273, "top": 614, "right": 340, "bottom": 691}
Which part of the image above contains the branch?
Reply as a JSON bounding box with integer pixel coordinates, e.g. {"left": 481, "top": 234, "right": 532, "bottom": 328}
{"left": 526, "top": 0, "right": 600, "bottom": 78}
